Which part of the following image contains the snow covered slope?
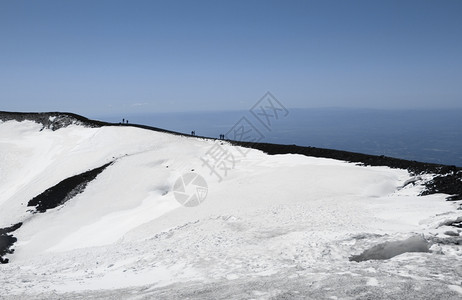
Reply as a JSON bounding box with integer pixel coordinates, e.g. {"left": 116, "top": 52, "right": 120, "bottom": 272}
{"left": 1, "top": 114, "right": 462, "bottom": 299}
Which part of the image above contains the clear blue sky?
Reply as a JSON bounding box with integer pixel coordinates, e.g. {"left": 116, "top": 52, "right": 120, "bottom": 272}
{"left": 1, "top": 0, "right": 461, "bottom": 115}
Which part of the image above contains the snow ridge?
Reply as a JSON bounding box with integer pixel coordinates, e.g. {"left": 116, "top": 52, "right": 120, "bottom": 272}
{"left": 0, "top": 111, "right": 106, "bottom": 131}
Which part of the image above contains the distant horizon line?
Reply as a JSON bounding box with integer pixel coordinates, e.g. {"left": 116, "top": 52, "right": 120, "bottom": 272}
{"left": 88, "top": 106, "right": 462, "bottom": 117}
{"left": 3, "top": 106, "right": 462, "bottom": 119}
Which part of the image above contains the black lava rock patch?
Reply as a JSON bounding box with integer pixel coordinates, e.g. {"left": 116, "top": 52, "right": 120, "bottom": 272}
{"left": 28, "top": 162, "right": 113, "bottom": 213}
{"left": 0, "top": 223, "right": 22, "bottom": 264}
{"left": 420, "top": 170, "right": 462, "bottom": 201}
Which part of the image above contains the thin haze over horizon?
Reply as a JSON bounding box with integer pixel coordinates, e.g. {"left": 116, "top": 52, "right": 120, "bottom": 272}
{"left": 1, "top": 0, "right": 461, "bottom": 115}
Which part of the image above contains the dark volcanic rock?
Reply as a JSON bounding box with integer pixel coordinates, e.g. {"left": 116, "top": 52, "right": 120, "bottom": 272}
{"left": 420, "top": 170, "right": 462, "bottom": 201}
{"left": 229, "top": 141, "right": 458, "bottom": 174}
{"left": 0, "top": 111, "right": 109, "bottom": 131}
{"left": 0, "top": 110, "right": 180, "bottom": 134}
{"left": 0, "top": 223, "right": 22, "bottom": 264}
{"left": 28, "top": 162, "right": 113, "bottom": 213}
{"left": 229, "top": 141, "right": 462, "bottom": 202}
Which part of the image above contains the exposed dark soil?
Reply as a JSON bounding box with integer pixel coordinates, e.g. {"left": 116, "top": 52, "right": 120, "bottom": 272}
{"left": 28, "top": 162, "right": 113, "bottom": 213}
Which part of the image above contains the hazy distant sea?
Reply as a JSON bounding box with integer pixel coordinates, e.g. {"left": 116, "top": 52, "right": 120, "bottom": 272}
{"left": 93, "top": 108, "right": 462, "bottom": 167}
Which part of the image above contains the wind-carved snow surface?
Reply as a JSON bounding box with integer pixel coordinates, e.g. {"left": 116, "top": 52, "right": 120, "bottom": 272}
{"left": 349, "top": 235, "right": 430, "bottom": 262}
{"left": 0, "top": 119, "right": 462, "bottom": 299}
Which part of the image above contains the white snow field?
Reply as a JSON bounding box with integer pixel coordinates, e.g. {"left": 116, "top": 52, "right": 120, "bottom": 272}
{"left": 1, "top": 119, "right": 462, "bottom": 299}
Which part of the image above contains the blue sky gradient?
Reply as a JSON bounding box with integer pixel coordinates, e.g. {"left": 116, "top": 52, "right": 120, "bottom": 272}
{"left": 1, "top": 0, "right": 461, "bottom": 114}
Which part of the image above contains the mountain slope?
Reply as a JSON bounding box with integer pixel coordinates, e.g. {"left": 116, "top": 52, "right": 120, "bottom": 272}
{"left": 0, "top": 112, "right": 461, "bottom": 299}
